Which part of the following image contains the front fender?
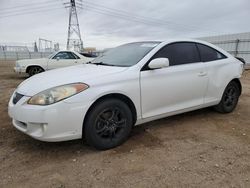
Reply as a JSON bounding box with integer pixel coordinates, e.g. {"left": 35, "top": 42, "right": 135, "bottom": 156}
{"left": 64, "top": 83, "right": 141, "bottom": 120}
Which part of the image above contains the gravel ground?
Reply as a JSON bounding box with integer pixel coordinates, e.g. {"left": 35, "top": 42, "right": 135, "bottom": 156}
{"left": 0, "top": 61, "right": 250, "bottom": 188}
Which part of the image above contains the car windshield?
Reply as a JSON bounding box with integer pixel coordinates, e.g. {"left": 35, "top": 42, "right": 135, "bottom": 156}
{"left": 48, "top": 52, "right": 57, "bottom": 59}
{"left": 91, "top": 42, "right": 160, "bottom": 67}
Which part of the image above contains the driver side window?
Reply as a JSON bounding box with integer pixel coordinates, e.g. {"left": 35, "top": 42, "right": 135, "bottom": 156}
{"left": 53, "top": 52, "right": 76, "bottom": 60}
{"left": 152, "top": 42, "right": 200, "bottom": 66}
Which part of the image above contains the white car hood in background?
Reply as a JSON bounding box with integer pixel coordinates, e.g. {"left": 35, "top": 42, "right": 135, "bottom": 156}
{"left": 17, "top": 64, "right": 128, "bottom": 96}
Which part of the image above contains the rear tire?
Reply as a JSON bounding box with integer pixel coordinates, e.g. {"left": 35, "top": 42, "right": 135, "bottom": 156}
{"left": 84, "top": 99, "right": 133, "bottom": 150}
{"left": 28, "top": 66, "right": 44, "bottom": 77}
{"left": 214, "top": 81, "right": 240, "bottom": 113}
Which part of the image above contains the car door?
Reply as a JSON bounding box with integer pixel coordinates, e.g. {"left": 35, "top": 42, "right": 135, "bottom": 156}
{"left": 48, "top": 51, "right": 78, "bottom": 70}
{"left": 140, "top": 42, "right": 208, "bottom": 118}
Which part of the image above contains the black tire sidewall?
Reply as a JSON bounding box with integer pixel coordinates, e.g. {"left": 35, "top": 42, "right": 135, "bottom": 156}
{"left": 29, "top": 67, "right": 43, "bottom": 76}
{"left": 220, "top": 82, "right": 240, "bottom": 113}
{"left": 84, "top": 99, "right": 133, "bottom": 150}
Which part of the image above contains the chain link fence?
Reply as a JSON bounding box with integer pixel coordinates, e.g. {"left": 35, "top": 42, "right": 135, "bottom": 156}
{"left": 1, "top": 37, "right": 250, "bottom": 68}
{"left": 200, "top": 32, "right": 250, "bottom": 68}
{"left": 0, "top": 51, "right": 52, "bottom": 61}
{"left": 212, "top": 39, "right": 250, "bottom": 60}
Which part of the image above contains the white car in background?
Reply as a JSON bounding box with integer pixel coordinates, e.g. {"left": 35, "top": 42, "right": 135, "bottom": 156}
{"left": 14, "top": 50, "right": 94, "bottom": 76}
{"left": 8, "top": 39, "right": 244, "bottom": 150}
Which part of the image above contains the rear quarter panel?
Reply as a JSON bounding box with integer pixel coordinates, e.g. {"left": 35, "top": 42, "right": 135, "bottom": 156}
{"left": 204, "top": 57, "right": 243, "bottom": 104}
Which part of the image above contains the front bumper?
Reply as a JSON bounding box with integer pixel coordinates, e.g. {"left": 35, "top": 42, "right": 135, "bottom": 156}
{"left": 14, "top": 67, "right": 26, "bottom": 74}
{"left": 8, "top": 92, "right": 90, "bottom": 142}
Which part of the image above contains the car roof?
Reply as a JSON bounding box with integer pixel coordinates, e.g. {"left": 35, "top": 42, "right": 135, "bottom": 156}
{"left": 160, "top": 38, "right": 209, "bottom": 44}
{"left": 57, "top": 50, "right": 79, "bottom": 53}
{"left": 124, "top": 39, "right": 221, "bottom": 49}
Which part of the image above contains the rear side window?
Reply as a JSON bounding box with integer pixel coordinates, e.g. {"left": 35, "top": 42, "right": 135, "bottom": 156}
{"left": 152, "top": 42, "right": 200, "bottom": 66}
{"left": 72, "top": 52, "right": 80, "bottom": 59}
{"left": 53, "top": 52, "right": 76, "bottom": 59}
{"left": 197, "top": 44, "right": 226, "bottom": 62}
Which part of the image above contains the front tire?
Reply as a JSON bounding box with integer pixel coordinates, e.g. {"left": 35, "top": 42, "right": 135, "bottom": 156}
{"left": 84, "top": 99, "right": 133, "bottom": 150}
{"left": 28, "top": 66, "right": 44, "bottom": 77}
{"left": 214, "top": 81, "right": 240, "bottom": 113}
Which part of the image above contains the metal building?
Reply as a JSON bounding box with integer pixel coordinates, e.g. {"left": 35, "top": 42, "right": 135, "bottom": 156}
{"left": 199, "top": 32, "right": 250, "bottom": 68}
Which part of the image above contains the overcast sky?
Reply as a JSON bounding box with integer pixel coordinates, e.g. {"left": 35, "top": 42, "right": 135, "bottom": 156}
{"left": 0, "top": 0, "right": 250, "bottom": 50}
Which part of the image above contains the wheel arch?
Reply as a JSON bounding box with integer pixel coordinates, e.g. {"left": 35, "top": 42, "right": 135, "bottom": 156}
{"left": 231, "top": 78, "right": 242, "bottom": 95}
{"left": 220, "top": 77, "right": 242, "bottom": 98}
{"left": 82, "top": 93, "right": 137, "bottom": 135}
{"left": 26, "top": 65, "right": 45, "bottom": 73}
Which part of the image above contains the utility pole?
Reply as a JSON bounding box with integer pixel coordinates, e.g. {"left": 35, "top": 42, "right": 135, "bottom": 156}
{"left": 34, "top": 42, "right": 38, "bottom": 52}
{"left": 66, "top": 0, "right": 83, "bottom": 52}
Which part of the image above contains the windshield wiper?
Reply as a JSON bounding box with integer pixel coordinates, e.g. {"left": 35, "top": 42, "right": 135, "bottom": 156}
{"left": 92, "top": 62, "right": 115, "bottom": 66}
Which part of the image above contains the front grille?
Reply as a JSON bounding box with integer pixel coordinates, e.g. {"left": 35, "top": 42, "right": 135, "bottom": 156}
{"left": 13, "top": 92, "right": 24, "bottom": 104}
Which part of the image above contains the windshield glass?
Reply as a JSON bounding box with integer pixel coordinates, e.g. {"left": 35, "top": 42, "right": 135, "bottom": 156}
{"left": 92, "top": 42, "right": 160, "bottom": 67}
{"left": 47, "top": 52, "right": 57, "bottom": 59}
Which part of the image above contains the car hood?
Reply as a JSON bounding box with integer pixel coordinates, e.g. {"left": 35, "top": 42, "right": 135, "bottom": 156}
{"left": 16, "top": 64, "right": 128, "bottom": 96}
{"left": 17, "top": 58, "right": 47, "bottom": 66}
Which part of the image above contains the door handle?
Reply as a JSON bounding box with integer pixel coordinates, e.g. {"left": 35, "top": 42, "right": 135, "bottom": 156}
{"left": 74, "top": 61, "right": 78, "bottom": 63}
{"left": 198, "top": 72, "right": 207, "bottom": 77}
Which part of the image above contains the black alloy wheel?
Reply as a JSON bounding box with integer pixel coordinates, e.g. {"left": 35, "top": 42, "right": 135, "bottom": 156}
{"left": 84, "top": 99, "right": 133, "bottom": 150}
{"left": 95, "top": 107, "right": 127, "bottom": 140}
{"left": 214, "top": 81, "right": 240, "bottom": 113}
{"left": 28, "top": 66, "right": 44, "bottom": 77}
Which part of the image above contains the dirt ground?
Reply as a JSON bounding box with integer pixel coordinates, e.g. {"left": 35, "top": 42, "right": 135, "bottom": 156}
{"left": 0, "top": 61, "right": 250, "bottom": 188}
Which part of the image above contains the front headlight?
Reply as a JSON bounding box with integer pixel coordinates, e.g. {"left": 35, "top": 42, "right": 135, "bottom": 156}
{"left": 15, "top": 61, "right": 20, "bottom": 67}
{"left": 27, "top": 83, "right": 89, "bottom": 105}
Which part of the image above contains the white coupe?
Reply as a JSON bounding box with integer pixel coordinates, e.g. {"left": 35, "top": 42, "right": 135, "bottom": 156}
{"left": 8, "top": 39, "right": 244, "bottom": 150}
{"left": 14, "top": 50, "right": 94, "bottom": 77}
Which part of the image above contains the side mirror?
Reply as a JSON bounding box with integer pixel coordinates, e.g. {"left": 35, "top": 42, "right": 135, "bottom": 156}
{"left": 148, "top": 58, "right": 169, "bottom": 70}
{"left": 56, "top": 57, "right": 60, "bottom": 61}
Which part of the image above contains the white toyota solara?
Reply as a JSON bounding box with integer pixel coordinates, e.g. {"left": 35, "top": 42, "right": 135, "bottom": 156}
{"left": 8, "top": 39, "right": 244, "bottom": 150}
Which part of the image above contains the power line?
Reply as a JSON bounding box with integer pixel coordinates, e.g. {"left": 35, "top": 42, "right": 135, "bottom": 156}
{"left": 0, "top": 7, "right": 64, "bottom": 19}
{"left": 0, "top": 0, "right": 200, "bottom": 33}
{"left": 81, "top": 1, "right": 218, "bottom": 34}
{"left": 0, "top": 4, "right": 63, "bottom": 15}
{"left": 0, "top": 0, "right": 60, "bottom": 11}
{"left": 0, "top": 0, "right": 218, "bottom": 35}
{"left": 80, "top": 4, "right": 216, "bottom": 35}
{"left": 83, "top": 1, "right": 174, "bottom": 24}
